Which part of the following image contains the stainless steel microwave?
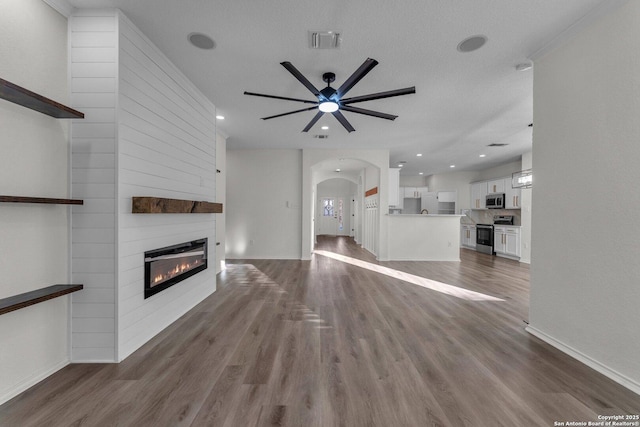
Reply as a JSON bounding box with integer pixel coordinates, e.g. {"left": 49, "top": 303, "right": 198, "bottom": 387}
{"left": 486, "top": 193, "right": 505, "bottom": 209}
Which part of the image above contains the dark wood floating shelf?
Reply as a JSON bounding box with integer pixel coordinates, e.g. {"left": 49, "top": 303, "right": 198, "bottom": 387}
{"left": 132, "top": 197, "right": 223, "bottom": 214}
{"left": 0, "top": 195, "right": 84, "bottom": 205}
{"left": 0, "top": 284, "right": 83, "bottom": 316}
{"left": 0, "top": 77, "right": 84, "bottom": 119}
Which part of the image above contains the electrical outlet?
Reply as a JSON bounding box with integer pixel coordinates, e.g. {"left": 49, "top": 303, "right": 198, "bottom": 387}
{"left": 249, "top": 239, "right": 254, "bottom": 245}
{"left": 448, "top": 241, "right": 452, "bottom": 247}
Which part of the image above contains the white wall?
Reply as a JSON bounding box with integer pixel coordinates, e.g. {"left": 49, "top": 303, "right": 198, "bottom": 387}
{"left": 0, "top": 0, "right": 71, "bottom": 404}
{"left": 215, "top": 133, "right": 227, "bottom": 273}
{"left": 226, "top": 149, "right": 302, "bottom": 259}
{"left": 529, "top": 0, "right": 640, "bottom": 394}
{"left": 474, "top": 160, "right": 522, "bottom": 182}
{"left": 69, "top": 9, "right": 218, "bottom": 362}
{"left": 424, "top": 170, "right": 478, "bottom": 211}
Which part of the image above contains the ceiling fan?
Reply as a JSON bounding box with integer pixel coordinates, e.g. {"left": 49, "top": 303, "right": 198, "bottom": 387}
{"left": 244, "top": 58, "right": 415, "bottom": 133}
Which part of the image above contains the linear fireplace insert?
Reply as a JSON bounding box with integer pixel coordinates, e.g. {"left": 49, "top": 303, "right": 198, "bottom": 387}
{"left": 144, "top": 238, "right": 208, "bottom": 299}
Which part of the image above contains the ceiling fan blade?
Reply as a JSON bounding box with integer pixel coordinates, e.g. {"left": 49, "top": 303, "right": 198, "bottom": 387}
{"left": 302, "top": 111, "right": 324, "bottom": 132}
{"left": 280, "top": 62, "right": 321, "bottom": 96}
{"left": 341, "top": 86, "right": 416, "bottom": 105}
{"left": 336, "top": 58, "right": 378, "bottom": 98}
{"left": 340, "top": 105, "right": 397, "bottom": 121}
{"left": 262, "top": 106, "right": 318, "bottom": 120}
{"left": 332, "top": 110, "right": 356, "bottom": 133}
{"left": 244, "top": 91, "right": 318, "bottom": 105}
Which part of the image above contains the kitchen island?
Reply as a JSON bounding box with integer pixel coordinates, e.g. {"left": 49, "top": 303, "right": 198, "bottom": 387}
{"left": 387, "top": 214, "right": 463, "bottom": 261}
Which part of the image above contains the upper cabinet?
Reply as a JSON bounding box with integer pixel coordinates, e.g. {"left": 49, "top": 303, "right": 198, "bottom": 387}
{"left": 487, "top": 178, "right": 505, "bottom": 194}
{"left": 505, "top": 184, "right": 521, "bottom": 209}
{"left": 471, "top": 176, "right": 521, "bottom": 210}
{"left": 403, "top": 186, "right": 428, "bottom": 198}
{"left": 470, "top": 181, "right": 487, "bottom": 209}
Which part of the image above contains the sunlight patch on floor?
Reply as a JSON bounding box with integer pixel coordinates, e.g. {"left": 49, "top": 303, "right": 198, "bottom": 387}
{"left": 313, "top": 250, "right": 504, "bottom": 302}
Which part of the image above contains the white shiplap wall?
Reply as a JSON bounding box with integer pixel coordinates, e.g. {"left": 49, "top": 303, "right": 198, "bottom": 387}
{"left": 116, "top": 13, "right": 216, "bottom": 361}
{"left": 70, "top": 9, "right": 217, "bottom": 362}
{"left": 70, "top": 9, "right": 118, "bottom": 362}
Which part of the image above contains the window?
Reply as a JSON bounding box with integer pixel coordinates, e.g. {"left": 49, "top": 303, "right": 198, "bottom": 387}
{"left": 323, "top": 198, "right": 334, "bottom": 217}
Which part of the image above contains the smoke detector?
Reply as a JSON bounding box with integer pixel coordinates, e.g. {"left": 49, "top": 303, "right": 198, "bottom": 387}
{"left": 309, "top": 31, "right": 342, "bottom": 49}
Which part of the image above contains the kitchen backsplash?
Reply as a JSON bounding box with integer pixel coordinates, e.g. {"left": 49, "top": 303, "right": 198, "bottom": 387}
{"left": 462, "top": 209, "right": 522, "bottom": 225}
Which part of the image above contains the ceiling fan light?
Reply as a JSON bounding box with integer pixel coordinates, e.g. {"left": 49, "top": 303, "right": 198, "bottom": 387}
{"left": 319, "top": 101, "right": 339, "bottom": 113}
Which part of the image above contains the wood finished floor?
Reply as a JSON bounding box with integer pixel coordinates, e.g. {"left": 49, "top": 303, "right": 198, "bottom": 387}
{"left": 1, "top": 236, "right": 638, "bottom": 426}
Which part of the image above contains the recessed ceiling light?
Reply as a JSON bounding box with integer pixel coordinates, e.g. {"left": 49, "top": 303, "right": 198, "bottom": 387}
{"left": 188, "top": 32, "right": 215, "bottom": 50}
{"left": 335, "top": 168, "right": 341, "bottom": 172}
{"left": 321, "top": 126, "right": 329, "bottom": 130}
{"left": 450, "top": 165, "right": 456, "bottom": 168}
{"left": 416, "top": 153, "right": 422, "bottom": 157}
{"left": 216, "top": 115, "right": 225, "bottom": 120}
{"left": 479, "top": 154, "right": 486, "bottom": 158}
{"left": 419, "top": 172, "right": 424, "bottom": 175}
{"left": 457, "top": 35, "right": 487, "bottom": 53}
{"left": 398, "top": 164, "right": 403, "bottom": 167}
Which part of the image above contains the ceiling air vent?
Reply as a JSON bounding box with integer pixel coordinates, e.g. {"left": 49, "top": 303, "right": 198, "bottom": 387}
{"left": 314, "top": 134, "right": 329, "bottom": 139}
{"left": 309, "top": 31, "right": 341, "bottom": 49}
{"left": 488, "top": 143, "right": 509, "bottom": 147}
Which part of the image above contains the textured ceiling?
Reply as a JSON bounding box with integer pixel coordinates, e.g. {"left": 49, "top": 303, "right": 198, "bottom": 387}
{"left": 66, "top": 0, "right": 611, "bottom": 176}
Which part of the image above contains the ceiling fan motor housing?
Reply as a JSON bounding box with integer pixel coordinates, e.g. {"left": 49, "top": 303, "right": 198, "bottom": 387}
{"left": 320, "top": 86, "right": 338, "bottom": 102}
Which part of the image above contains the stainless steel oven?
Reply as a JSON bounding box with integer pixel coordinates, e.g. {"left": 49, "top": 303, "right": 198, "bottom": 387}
{"left": 476, "top": 224, "right": 494, "bottom": 255}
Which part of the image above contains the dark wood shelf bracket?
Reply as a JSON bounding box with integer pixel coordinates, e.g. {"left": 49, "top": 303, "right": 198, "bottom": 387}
{"left": 0, "top": 77, "right": 84, "bottom": 119}
{"left": 132, "top": 197, "right": 223, "bottom": 214}
{"left": 0, "top": 284, "right": 83, "bottom": 316}
{"left": 0, "top": 195, "right": 84, "bottom": 205}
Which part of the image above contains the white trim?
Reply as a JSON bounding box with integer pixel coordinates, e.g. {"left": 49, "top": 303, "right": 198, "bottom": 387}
{"left": 42, "top": 0, "right": 74, "bottom": 17}
{"left": 0, "top": 360, "right": 69, "bottom": 405}
{"left": 526, "top": 325, "right": 640, "bottom": 396}
{"left": 529, "top": 0, "right": 630, "bottom": 61}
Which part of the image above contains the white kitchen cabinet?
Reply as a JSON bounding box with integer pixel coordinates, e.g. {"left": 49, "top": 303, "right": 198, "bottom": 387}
{"left": 487, "top": 178, "right": 505, "bottom": 194}
{"left": 505, "top": 183, "right": 521, "bottom": 209}
{"left": 461, "top": 225, "right": 476, "bottom": 249}
{"left": 388, "top": 168, "right": 400, "bottom": 207}
{"left": 403, "top": 186, "right": 428, "bottom": 198}
{"left": 494, "top": 226, "right": 520, "bottom": 259}
{"left": 470, "top": 182, "right": 487, "bottom": 209}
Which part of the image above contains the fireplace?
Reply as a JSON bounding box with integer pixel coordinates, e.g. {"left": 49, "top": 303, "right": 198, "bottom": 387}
{"left": 144, "top": 238, "right": 208, "bottom": 299}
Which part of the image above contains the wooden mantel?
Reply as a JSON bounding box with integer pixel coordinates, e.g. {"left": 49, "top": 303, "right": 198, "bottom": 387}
{"left": 132, "top": 197, "right": 223, "bottom": 214}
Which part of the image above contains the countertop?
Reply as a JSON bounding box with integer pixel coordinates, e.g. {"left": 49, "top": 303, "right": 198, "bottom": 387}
{"left": 387, "top": 214, "right": 464, "bottom": 217}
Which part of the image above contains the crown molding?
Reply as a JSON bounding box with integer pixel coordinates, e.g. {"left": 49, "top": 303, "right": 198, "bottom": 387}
{"left": 530, "top": 0, "right": 630, "bottom": 61}
{"left": 42, "top": 0, "right": 74, "bottom": 18}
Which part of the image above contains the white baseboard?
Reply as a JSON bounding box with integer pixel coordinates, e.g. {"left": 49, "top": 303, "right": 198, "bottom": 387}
{"left": 0, "top": 359, "right": 69, "bottom": 406}
{"left": 526, "top": 325, "right": 640, "bottom": 396}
